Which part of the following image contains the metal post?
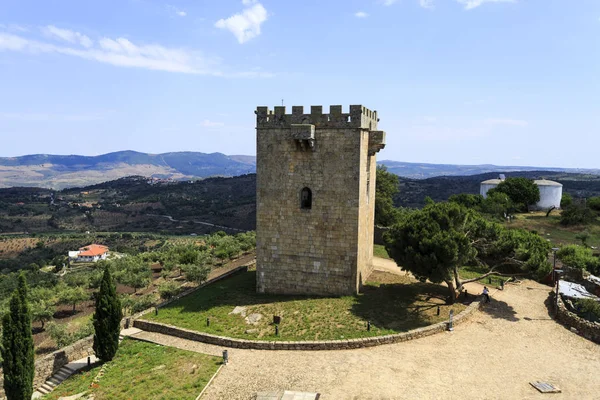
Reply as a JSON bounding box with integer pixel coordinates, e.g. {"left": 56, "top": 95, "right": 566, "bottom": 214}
{"left": 500, "top": 280, "right": 504, "bottom": 290}
{"left": 555, "top": 275, "right": 560, "bottom": 313}
{"left": 206, "top": 317, "right": 210, "bottom": 327}
{"left": 367, "top": 321, "right": 371, "bottom": 331}
{"left": 275, "top": 325, "right": 279, "bottom": 336}
{"left": 448, "top": 310, "right": 454, "bottom": 331}
{"left": 87, "top": 356, "right": 91, "bottom": 367}
{"left": 222, "top": 350, "right": 228, "bottom": 365}
{"left": 437, "top": 306, "right": 440, "bottom": 316}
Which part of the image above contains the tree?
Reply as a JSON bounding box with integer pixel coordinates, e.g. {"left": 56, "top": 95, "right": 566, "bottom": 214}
{"left": 448, "top": 193, "right": 484, "bottom": 209}
{"left": 1, "top": 273, "right": 34, "bottom": 400}
{"left": 30, "top": 300, "right": 55, "bottom": 330}
{"left": 489, "top": 177, "right": 540, "bottom": 211}
{"left": 93, "top": 266, "right": 122, "bottom": 362}
{"left": 384, "top": 202, "right": 551, "bottom": 303}
{"left": 560, "top": 193, "right": 573, "bottom": 209}
{"left": 375, "top": 165, "right": 400, "bottom": 226}
{"left": 57, "top": 285, "right": 89, "bottom": 313}
{"left": 114, "top": 256, "right": 151, "bottom": 293}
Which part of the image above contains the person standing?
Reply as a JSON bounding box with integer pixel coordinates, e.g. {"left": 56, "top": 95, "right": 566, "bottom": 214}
{"left": 482, "top": 286, "right": 490, "bottom": 303}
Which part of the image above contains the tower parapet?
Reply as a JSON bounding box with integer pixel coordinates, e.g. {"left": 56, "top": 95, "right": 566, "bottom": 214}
{"left": 255, "top": 105, "right": 379, "bottom": 130}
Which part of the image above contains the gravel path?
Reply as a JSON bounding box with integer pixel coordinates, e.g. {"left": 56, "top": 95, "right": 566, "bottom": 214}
{"left": 128, "top": 262, "right": 600, "bottom": 399}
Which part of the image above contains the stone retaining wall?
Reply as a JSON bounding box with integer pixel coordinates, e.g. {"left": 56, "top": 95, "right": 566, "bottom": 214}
{"left": 556, "top": 294, "right": 600, "bottom": 343}
{"left": 134, "top": 297, "right": 482, "bottom": 351}
{"left": 0, "top": 335, "right": 94, "bottom": 399}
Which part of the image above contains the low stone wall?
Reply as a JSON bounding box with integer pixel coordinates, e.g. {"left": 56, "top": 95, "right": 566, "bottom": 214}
{"left": 134, "top": 298, "right": 482, "bottom": 351}
{"left": 0, "top": 335, "right": 94, "bottom": 399}
{"left": 556, "top": 295, "right": 600, "bottom": 343}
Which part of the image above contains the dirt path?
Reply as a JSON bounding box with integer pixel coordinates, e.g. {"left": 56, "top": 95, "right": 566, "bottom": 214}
{"left": 129, "top": 272, "right": 600, "bottom": 400}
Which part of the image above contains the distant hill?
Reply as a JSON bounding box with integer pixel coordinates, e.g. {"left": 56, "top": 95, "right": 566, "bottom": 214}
{"left": 0, "top": 151, "right": 256, "bottom": 189}
{"left": 380, "top": 160, "right": 600, "bottom": 179}
{"left": 1, "top": 150, "right": 598, "bottom": 189}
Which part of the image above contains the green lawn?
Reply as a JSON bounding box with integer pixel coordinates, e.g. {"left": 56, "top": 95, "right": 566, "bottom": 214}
{"left": 145, "top": 269, "right": 465, "bottom": 341}
{"left": 45, "top": 339, "right": 221, "bottom": 400}
{"left": 373, "top": 244, "right": 391, "bottom": 259}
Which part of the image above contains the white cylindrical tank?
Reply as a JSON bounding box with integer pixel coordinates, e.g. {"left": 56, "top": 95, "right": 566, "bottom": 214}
{"left": 480, "top": 179, "right": 502, "bottom": 198}
{"left": 534, "top": 179, "right": 563, "bottom": 210}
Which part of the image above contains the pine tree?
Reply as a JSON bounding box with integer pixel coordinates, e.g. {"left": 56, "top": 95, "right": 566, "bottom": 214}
{"left": 1, "top": 273, "right": 34, "bottom": 400}
{"left": 92, "top": 266, "right": 122, "bottom": 362}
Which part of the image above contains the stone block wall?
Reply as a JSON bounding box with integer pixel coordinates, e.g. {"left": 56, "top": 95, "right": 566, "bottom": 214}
{"left": 256, "top": 105, "right": 385, "bottom": 296}
{"left": 0, "top": 335, "right": 94, "bottom": 399}
{"left": 133, "top": 297, "right": 482, "bottom": 350}
{"left": 556, "top": 294, "right": 600, "bottom": 343}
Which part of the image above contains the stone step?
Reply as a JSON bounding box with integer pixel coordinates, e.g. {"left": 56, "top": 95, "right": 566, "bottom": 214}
{"left": 54, "top": 371, "right": 71, "bottom": 381}
{"left": 39, "top": 384, "right": 53, "bottom": 393}
{"left": 35, "top": 386, "right": 50, "bottom": 395}
{"left": 48, "top": 377, "right": 62, "bottom": 386}
{"left": 46, "top": 379, "right": 58, "bottom": 387}
{"left": 61, "top": 365, "right": 76, "bottom": 374}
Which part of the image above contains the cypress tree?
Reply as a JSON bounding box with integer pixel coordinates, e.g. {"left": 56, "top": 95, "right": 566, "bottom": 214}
{"left": 2, "top": 273, "right": 34, "bottom": 400}
{"left": 92, "top": 266, "right": 122, "bottom": 362}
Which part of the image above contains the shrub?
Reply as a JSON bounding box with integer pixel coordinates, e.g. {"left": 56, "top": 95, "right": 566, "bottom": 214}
{"left": 158, "top": 281, "right": 181, "bottom": 300}
{"left": 560, "top": 204, "right": 595, "bottom": 226}
{"left": 587, "top": 197, "right": 600, "bottom": 212}
{"left": 131, "top": 294, "right": 155, "bottom": 313}
{"left": 575, "top": 298, "right": 600, "bottom": 323}
{"left": 557, "top": 245, "right": 600, "bottom": 275}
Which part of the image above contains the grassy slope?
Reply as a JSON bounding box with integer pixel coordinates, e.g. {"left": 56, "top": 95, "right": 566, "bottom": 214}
{"left": 46, "top": 339, "right": 221, "bottom": 400}
{"left": 510, "top": 211, "right": 600, "bottom": 248}
{"left": 145, "top": 269, "right": 465, "bottom": 341}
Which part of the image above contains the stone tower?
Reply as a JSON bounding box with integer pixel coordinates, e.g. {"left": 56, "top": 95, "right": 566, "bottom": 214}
{"left": 255, "top": 105, "right": 386, "bottom": 296}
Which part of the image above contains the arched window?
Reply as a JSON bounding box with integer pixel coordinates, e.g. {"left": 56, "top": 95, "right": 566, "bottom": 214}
{"left": 300, "top": 187, "right": 312, "bottom": 210}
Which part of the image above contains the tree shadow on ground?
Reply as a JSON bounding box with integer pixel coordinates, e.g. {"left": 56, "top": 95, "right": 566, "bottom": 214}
{"left": 479, "top": 297, "right": 519, "bottom": 322}
{"left": 351, "top": 278, "right": 453, "bottom": 331}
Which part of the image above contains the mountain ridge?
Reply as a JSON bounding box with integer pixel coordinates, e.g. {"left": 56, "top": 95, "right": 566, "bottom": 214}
{"left": 0, "top": 150, "right": 598, "bottom": 189}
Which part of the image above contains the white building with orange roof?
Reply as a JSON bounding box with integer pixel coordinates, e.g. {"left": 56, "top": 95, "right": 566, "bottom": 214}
{"left": 70, "top": 244, "right": 109, "bottom": 263}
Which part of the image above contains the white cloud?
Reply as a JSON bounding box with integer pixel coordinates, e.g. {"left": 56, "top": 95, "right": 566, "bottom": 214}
{"left": 43, "top": 25, "right": 93, "bottom": 48}
{"left": 485, "top": 118, "right": 529, "bottom": 127}
{"left": 355, "top": 11, "right": 369, "bottom": 18}
{"left": 215, "top": 1, "right": 268, "bottom": 44}
{"left": 167, "top": 5, "right": 186, "bottom": 17}
{"left": 456, "top": 0, "right": 516, "bottom": 10}
{"left": 201, "top": 119, "right": 225, "bottom": 127}
{"left": 380, "top": 0, "right": 399, "bottom": 5}
{"left": 419, "top": 0, "right": 435, "bottom": 9}
{"left": 0, "top": 31, "right": 272, "bottom": 77}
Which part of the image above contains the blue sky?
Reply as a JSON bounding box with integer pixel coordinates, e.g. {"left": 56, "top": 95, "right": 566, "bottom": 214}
{"left": 0, "top": 0, "right": 598, "bottom": 168}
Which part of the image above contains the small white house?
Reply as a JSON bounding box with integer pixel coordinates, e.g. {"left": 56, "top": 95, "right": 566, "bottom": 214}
{"left": 70, "top": 244, "right": 109, "bottom": 263}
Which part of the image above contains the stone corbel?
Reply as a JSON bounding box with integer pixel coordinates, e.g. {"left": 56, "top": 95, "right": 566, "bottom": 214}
{"left": 291, "top": 124, "right": 316, "bottom": 152}
{"left": 368, "top": 130, "right": 386, "bottom": 156}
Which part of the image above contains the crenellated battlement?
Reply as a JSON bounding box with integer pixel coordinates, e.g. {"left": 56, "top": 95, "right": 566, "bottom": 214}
{"left": 255, "top": 105, "right": 379, "bottom": 130}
